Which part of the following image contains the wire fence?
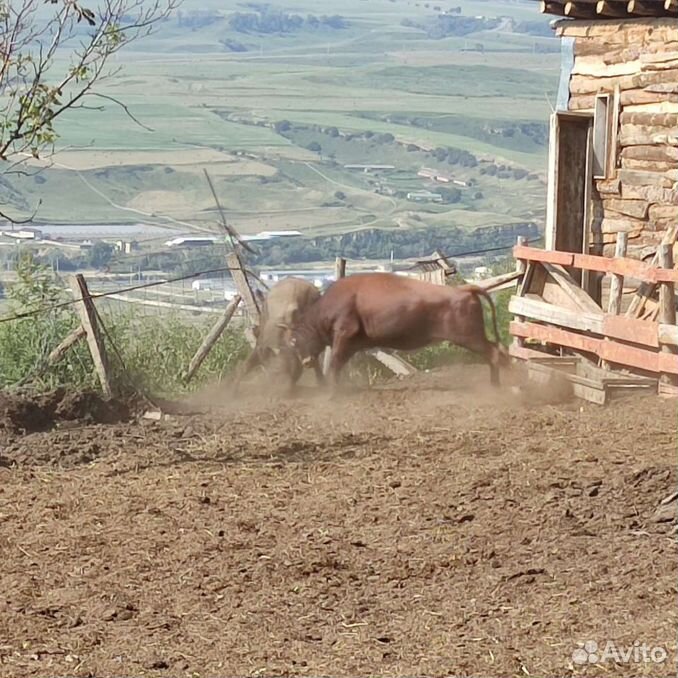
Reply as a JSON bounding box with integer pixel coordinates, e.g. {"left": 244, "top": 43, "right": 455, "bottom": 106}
{"left": 0, "top": 238, "right": 535, "bottom": 396}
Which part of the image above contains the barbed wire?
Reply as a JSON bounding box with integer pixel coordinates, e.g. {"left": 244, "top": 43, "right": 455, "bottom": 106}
{"left": 0, "top": 238, "right": 537, "bottom": 325}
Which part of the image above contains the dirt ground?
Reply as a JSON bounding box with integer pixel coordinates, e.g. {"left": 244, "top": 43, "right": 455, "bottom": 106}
{"left": 0, "top": 367, "right": 676, "bottom": 677}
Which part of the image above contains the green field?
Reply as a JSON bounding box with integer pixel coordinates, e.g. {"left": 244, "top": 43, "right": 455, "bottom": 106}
{"left": 1, "top": 0, "right": 560, "bottom": 246}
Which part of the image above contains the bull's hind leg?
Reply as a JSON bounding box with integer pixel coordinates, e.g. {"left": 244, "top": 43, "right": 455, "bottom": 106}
{"left": 470, "top": 339, "right": 501, "bottom": 386}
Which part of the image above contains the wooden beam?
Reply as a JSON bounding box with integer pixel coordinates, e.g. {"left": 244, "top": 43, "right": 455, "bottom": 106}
{"left": 185, "top": 295, "right": 241, "bottom": 383}
{"left": 514, "top": 245, "right": 678, "bottom": 284}
{"left": 509, "top": 295, "right": 659, "bottom": 347}
{"left": 369, "top": 350, "right": 417, "bottom": 377}
{"left": 658, "top": 244, "right": 677, "bottom": 385}
{"left": 543, "top": 263, "right": 603, "bottom": 313}
{"left": 607, "top": 232, "right": 628, "bottom": 316}
{"left": 510, "top": 320, "right": 678, "bottom": 374}
{"left": 47, "top": 326, "right": 86, "bottom": 366}
{"left": 68, "top": 274, "right": 112, "bottom": 397}
{"left": 514, "top": 245, "right": 574, "bottom": 267}
{"left": 509, "top": 343, "right": 556, "bottom": 361}
{"left": 509, "top": 296, "right": 603, "bottom": 334}
{"left": 659, "top": 323, "right": 678, "bottom": 346}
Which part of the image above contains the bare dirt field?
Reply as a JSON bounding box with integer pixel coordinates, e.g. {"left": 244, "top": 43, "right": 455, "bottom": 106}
{"left": 0, "top": 367, "right": 675, "bottom": 677}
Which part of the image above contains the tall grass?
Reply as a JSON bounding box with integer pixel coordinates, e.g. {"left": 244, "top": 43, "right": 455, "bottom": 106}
{"left": 0, "top": 256, "right": 249, "bottom": 396}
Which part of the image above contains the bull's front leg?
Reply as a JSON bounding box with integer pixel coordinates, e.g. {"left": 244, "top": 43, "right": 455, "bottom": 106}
{"left": 231, "top": 349, "right": 262, "bottom": 393}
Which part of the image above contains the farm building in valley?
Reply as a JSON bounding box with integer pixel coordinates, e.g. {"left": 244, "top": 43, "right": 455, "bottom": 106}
{"left": 507, "top": 1, "right": 678, "bottom": 401}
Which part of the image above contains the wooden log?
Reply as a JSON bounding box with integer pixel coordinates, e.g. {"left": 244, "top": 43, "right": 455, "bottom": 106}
{"left": 541, "top": 0, "right": 567, "bottom": 15}
{"left": 602, "top": 198, "right": 649, "bottom": 218}
{"left": 226, "top": 252, "right": 260, "bottom": 347}
{"left": 628, "top": 0, "right": 667, "bottom": 14}
{"left": 68, "top": 274, "right": 112, "bottom": 398}
{"left": 185, "top": 295, "right": 241, "bottom": 383}
{"left": 608, "top": 232, "right": 628, "bottom": 315}
{"left": 596, "top": 0, "right": 630, "bottom": 17}
{"left": 47, "top": 326, "right": 86, "bottom": 365}
{"left": 658, "top": 244, "right": 677, "bottom": 384}
{"left": 565, "top": 0, "right": 599, "bottom": 16}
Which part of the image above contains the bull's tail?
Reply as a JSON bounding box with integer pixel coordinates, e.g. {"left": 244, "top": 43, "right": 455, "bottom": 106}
{"left": 459, "top": 285, "right": 501, "bottom": 345}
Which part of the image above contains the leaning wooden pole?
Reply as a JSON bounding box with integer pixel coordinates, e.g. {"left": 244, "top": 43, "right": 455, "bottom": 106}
{"left": 68, "top": 274, "right": 112, "bottom": 397}
{"left": 47, "top": 326, "right": 86, "bottom": 366}
{"left": 226, "top": 252, "right": 260, "bottom": 347}
{"left": 185, "top": 295, "right": 241, "bottom": 383}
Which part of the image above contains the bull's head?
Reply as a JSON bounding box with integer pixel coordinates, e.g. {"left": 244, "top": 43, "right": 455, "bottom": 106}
{"left": 278, "top": 322, "right": 321, "bottom": 366}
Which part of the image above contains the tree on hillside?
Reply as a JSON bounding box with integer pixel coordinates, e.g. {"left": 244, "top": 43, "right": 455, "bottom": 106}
{"left": 0, "top": 0, "right": 177, "bottom": 221}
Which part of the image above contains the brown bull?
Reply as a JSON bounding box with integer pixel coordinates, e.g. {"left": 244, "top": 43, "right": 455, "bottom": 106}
{"left": 233, "top": 277, "right": 324, "bottom": 391}
{"left": 287, "top": 272, "right": 509, "bottom": 386}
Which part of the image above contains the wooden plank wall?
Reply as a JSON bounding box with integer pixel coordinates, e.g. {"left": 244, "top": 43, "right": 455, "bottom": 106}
{"left": 557, "top": 18, "right": 678, "bottom": 258}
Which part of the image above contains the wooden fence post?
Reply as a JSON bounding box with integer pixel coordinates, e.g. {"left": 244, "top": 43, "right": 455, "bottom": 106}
{"left": 185, "top": 295, "right": 241, "bottom": 383}
{"left": 659, "top": 244, "right": 677, "bottom": 386}
{"left": 607, "top": 232, "right": 628, "bottom": 316}
{"left": 513, "top": 235, "right": 528, "bottom": 352}
{"left": 323, "top": 257, "right": 347, "bottom": 374}
{"left": 68, "top": 274, "right": 112, "bottom": 397}
{"left": 335, "top": 256, "right": 346, "bottom": 280}
{"left": 602, "top": 232, "right": 628, "bottom": 370}
{"left": 515, "top": 236, "right": 527, "bottom": 275}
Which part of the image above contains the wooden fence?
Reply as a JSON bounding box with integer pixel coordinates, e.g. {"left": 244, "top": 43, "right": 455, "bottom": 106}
{"left": 510, "top": 239, "right": 678, "bottom": 395}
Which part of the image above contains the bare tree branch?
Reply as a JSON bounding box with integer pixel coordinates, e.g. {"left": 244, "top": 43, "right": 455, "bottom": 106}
{"left": 88, "top": 92, "right": 154, "bottom": 131}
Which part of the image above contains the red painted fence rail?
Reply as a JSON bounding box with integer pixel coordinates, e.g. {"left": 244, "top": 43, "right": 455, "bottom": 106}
{"left": 513, "top": 245, "right": 678, "bottom": 284}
